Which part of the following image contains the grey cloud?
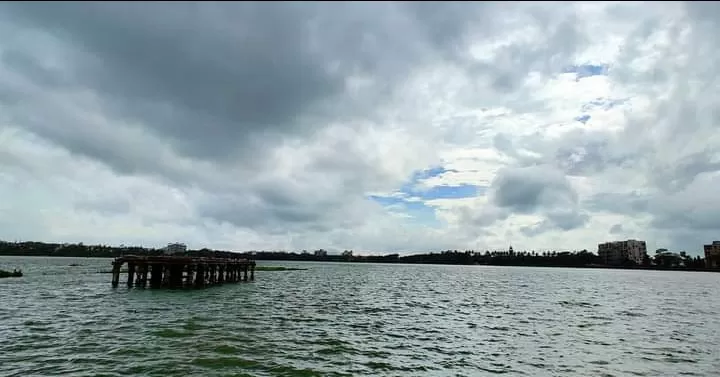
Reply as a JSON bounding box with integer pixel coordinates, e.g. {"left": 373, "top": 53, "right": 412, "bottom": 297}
{"left": 519, "top": 221, "right": 554, "bottom": 238}
{"left": 0, "top": 2, "right": 349, "bottom": 161}
{"left": 406, "top": 2, "right": 492, "bottom": 47}
{"left": 0, "top": 1, "right": 490, "bottom": 181}
{"left": 504, "top": 127, "right": 642, "bottom": 179}
{"left": 586, "top": 192, "right": 649, "bottom": 215}
{"left": 74, "top": 196, "right": 131, "bottom": 216}
{"left": 7, "top": 1, "right": 719, "bottom": 254}
{"left": 546, "top": 210, "right": 588, "bottom": 231}
{"left": 0, "top": 49, "right": 68, "bottom": 89}
{"left": 609, "top": 224, "right": 623, "bottom": 235}
{"left": 194, "top": 125, "right": 434, "bottom": 235}
{"left": 464, "top": 6, "right": 586, "bottom": 97}
{"left": 490, "top": 165, "right": 578, "bottom": 213}
{"left": 648, "top": 149, "right": 720, "bottom": 194}
{"left": 551, "top": 130, "right": 640, "bottom": 177}
{"left": 492, "top": 133, "right": 516, "bottom": 157}
{"left": 462, "top": 164, "right": 588, "bottom": 236}
{"left": 490, "top": 3, "right": 720, "bottom": 252}
{"left": 657, "top": 228, "right": 717, "bottom": 254}
{"left": 463, "top": 205, "right": 511, "bottom": 228}
{"left": 649, "top": 175, "right": 720, "bottom": 232}
{"left": 684, "top": 2, "right": 720, "bottom": 27}
{"left": 0, "top": 1, "right": 591, "bottom": 176}
{"left": 518, "top": 209, "right": 588, "bottom": 238}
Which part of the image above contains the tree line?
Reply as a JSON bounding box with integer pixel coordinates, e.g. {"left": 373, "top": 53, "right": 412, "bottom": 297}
{"left": 0, "top": 240, "right": 710, "bottom": 270}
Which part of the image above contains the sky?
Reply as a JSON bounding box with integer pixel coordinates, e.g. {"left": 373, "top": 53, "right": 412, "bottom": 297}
{"left": 0, "top": 2, "right": 719, "bottom": 255}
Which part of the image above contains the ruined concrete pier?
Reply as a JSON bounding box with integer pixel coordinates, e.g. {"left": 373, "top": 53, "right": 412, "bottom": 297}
{"left": 111, "top": 255, "right": 255, "bottom": 288}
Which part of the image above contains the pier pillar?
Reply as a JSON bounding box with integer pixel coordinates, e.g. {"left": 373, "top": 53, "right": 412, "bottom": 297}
{"left": 195, "top": 264, "right": 205, "bottom": 287}
{"left": 250, "top": 263, "right": 255, "bottom": 281}
{"left": 163, "top": 266, "right": 171, "bottom": 286}
{"left": 150, "top": 264, "right": 163, "bottom": 287}
{"left": 169, "top": 264, "right": 184, "bottom": 288}
{"left": 185, "top": 264, "right": 194, "bottom": 287}
{"left": 111, "top": 262, "right": 121, "bottom": 288}
{"left": 127, "top": 263, "right": 136, "bottom": 287}
{"left": 218, "top": 265, "right": 225, "bottom": 283}
{"left": 243, "top": 264, "right": 248, "bottom": 282}
{"left": 137, "top": 263, "right": 148, "bottom": 287}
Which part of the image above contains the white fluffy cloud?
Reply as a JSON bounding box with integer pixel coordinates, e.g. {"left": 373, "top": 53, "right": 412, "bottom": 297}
{"left": 0, "top": 2, "right": 718, "bottom": 255}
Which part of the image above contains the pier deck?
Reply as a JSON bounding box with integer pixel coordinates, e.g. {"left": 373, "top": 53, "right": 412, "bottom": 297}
{"left": 111, "top": 255, "right": 255, "bottom": 288}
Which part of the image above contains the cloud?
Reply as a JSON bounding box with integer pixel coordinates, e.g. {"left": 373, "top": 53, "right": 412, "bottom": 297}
{"left": 0, "top": 2, "right": 718, "bottom": 255}
{"left": 491, "top": 165, "right": 578, "bottom": 213}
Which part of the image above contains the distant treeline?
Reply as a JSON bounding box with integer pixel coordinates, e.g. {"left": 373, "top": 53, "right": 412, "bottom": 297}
{"left": 0, "top": 240, "right": 710, "bottom": 270}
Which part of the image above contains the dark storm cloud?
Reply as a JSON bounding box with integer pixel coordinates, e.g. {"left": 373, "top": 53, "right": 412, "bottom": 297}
{"left": 0, "top": 2, "right": 350, "bottom": 160}
{"left": 0, "top": 1, "right": 591, "bottom": 186}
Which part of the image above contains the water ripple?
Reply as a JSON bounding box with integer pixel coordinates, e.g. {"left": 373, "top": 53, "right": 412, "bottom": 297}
{"left": 2, "top": 258, "right": 720, "bottom": 376}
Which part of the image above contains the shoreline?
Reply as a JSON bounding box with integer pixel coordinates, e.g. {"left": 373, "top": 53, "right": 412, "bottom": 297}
{"left": 1, "top": 254, "right": 717, "bottom": 273}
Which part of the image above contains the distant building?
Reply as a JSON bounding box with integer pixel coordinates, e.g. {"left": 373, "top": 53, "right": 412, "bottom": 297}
{"left": 164, "top": 243, "right": 187, "bottom": 255}
{"left": 654, "top": 250, "right": 684, "bottom": 268}
{"left": 704, "top": 241, "right": 720, "bottom": 268}
{"left": 598, "top": 239, "right": 646, "bottom": 266}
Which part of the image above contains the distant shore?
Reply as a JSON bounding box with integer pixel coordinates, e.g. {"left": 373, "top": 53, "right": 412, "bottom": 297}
{"left": 0, "top": 240, "right": 714, "bottom": 273}
{"left": 2, "top": 254, "right": 717, "bottom": 273}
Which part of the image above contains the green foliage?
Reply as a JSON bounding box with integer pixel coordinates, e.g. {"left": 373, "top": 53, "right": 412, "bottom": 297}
{"left": 0, "top": 240, "right": 710, "bottom": 270}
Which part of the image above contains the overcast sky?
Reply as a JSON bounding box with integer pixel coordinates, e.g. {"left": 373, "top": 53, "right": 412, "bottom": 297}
{"left": 0, "top": 2, "right": 718, "bottom": 255}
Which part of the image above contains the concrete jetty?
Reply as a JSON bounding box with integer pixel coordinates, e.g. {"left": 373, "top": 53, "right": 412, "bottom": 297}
{"left": 111, "top": 255, "right": 255, "bottom": 288}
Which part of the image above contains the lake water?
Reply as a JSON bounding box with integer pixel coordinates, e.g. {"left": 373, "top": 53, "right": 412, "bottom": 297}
{"left": 1, "top": 256, "right": 719, "bottom": 376}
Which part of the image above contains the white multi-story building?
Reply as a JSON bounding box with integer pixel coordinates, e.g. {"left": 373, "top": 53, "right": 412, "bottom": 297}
{"left": 164, "top": 243, "right": 187, "bottom": 255}
{"left": 598, "top": 239, "right": 647, "bottom": 265}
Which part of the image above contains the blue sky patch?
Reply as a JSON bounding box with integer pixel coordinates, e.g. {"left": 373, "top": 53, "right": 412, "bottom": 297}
{"left": 399, "top": 166, "right": 455, "bottom": 194}
{"left": 563, "top": 64, "right": 609, "bottom": 79}
{"left": 400, "top": 166, "right": 483, "bottom": 200}
{"left": 575, "top": 114, "right": 591, "bottom": 124}
{"left": 368, "top": 166, "right": 486, "bottom": 227}
{"left": 412, "top": 184, "right": 483, "bottom": 200}
{"left": 368, "top": 195, "right": 440, "bottom": 226}
{"left": 581, "top": 97, "right": 627, "bottom": 112}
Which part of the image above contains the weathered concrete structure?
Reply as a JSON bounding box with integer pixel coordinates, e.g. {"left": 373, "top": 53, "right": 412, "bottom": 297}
{"left": 111, "top": 255, "right": 255, "bottom": 288}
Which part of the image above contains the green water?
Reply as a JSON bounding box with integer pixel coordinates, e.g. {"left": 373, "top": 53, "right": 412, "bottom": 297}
{"left": 1, "top": 256, "right": 719, "bottom": 376}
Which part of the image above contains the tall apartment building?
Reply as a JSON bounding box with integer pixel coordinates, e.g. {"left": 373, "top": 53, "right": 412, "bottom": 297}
{"left": 704, "top": 241, "right": 720, "bottom": 268}
{"left": 598, "top": 239, "right": 647, "bottom": 266}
